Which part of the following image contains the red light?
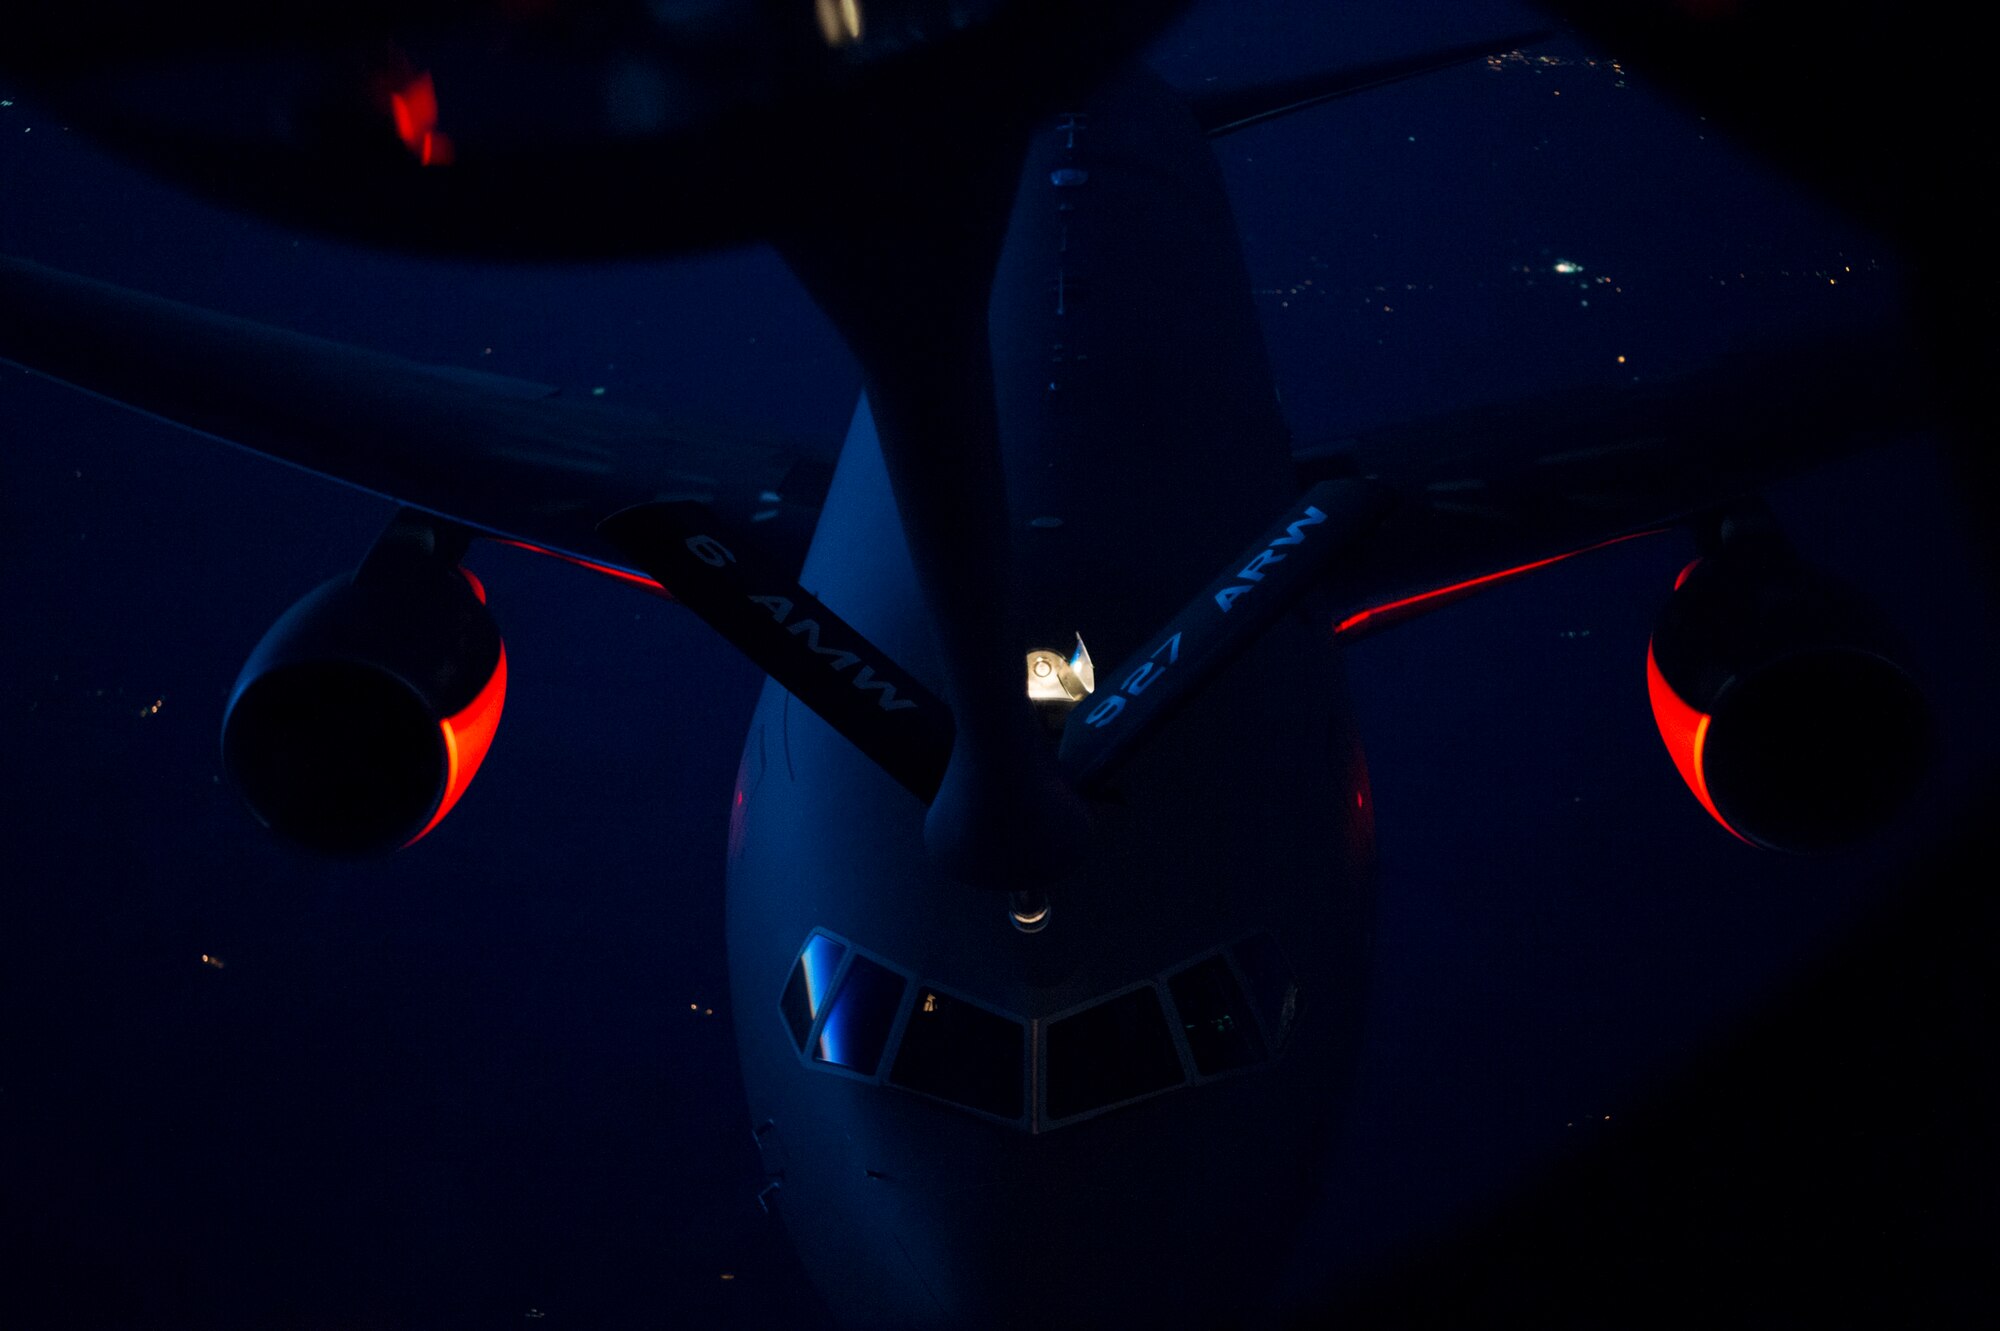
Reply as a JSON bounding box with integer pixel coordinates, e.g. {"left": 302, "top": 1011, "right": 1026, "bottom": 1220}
{"left": 404, "top": 644, "right": 508, "bottom": 846}
{"left": 1333, "top": 531, "right": 1664, "bottom": 636}
{"left": 389, "top": 73, "right": 454, "bottom": 166}
{"left": 1645, "top": 640, "right": 1752, "bottom": 845}
{"left": 494, "top": 539, "right": 672, "bottom": 597}
{"left": 459, "top": 566, "right": 488, "bottom": 604}
{"left": 1673, "top": 558, "right": 1702, "bottom": 592}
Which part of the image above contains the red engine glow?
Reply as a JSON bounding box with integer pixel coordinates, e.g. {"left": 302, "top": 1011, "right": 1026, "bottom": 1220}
{"left": 1645, "top": 639, "right": 1751, "bottom": 845}
{"left": 405, "top": 644, "right": 508, "bottom": 846}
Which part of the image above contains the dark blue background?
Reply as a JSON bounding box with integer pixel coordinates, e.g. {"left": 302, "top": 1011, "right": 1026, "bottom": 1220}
{"left": 3, "top": 3, "right": 1993, "bottom": 1325}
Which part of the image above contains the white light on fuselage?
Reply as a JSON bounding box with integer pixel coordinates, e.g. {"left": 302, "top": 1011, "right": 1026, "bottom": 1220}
{"left": 1069, "top": 634, "right": 1095, "bottom": 694}
{"left": 1026, "top": 634, "right": 1096, "bottom": 704}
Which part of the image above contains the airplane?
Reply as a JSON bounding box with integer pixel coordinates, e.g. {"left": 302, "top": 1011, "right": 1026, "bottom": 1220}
{"left": 0, "top": 2, "right": 1984, "bottom": 1326}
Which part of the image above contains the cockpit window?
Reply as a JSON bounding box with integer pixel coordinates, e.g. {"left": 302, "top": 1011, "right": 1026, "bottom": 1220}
{"left": 779, "top": 933, "right": 847, "bottom": 1051}
{"left": 1045, "top": 984, "right": 1185, "bottom": 1121}
{"left": 1230, "top": 931, "right": 1300, "bottom": 1053}
{"left": 813, "top": 955, "right": 905, "bottom": 1076}
{"left": 890, "top": 987, "right": 1024, "bottom": 1121}
{"left": 778, "top": 928, "right": 1299, "bottom": 1131}
{"left": 1166, "top": 955, "right": 1266, "bottom": 1076}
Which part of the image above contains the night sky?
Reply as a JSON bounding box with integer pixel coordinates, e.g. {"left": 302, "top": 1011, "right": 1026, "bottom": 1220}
{"left": 3, "top": 3, "right": 1994, "bottom": 1327}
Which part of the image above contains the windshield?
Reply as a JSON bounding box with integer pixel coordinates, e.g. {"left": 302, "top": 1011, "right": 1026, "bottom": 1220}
{"left": 1045, "top": 984, "right": 1185, "bottom": 1121}
{"left": 777, "top": 929, "right": 1298, "bottom": 1130}
{"left": 890, "top": 988, "right": 1026, "bottom": 1120}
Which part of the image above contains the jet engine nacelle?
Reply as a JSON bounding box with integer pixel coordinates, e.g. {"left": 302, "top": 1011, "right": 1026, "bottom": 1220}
{"left": 1646, "top": 528, "right": 1928, "bottom": 852}
{"left": 222, "top": 555, "right": 506, "bottom": 856}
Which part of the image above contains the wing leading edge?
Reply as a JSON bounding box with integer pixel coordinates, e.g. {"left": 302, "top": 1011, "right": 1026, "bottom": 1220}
{"left": 1302, "top": 328, "right": 1933, "bottom": 639}
{"left": 0, "top": 255, "right": 826, "bottom": 581}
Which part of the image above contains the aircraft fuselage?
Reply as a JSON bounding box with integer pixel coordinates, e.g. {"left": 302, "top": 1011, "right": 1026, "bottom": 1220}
{"left": 726, "top": 64, "right": 1376, "bottom": 1329}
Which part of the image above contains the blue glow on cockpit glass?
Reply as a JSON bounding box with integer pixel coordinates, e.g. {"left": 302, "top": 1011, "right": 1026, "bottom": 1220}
{"left": 817, "top": 1010, "right": 845, "bottom": 1066}
{"left": 799, "top": 935, "right": 845, "bottom": 1027}
{"left": 780, "top": 934, "right": 850, "bottom": 1051}
{"left": 814, "top": 956, "right": 906, "bottom": 1076}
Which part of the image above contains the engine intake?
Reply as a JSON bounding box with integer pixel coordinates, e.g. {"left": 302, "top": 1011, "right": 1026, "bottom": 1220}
{"left": 1648, "top": 529, "right": 1928, "bottom": 852}
{"left": 223, "top": 554, "right": 505, "bottom": 855}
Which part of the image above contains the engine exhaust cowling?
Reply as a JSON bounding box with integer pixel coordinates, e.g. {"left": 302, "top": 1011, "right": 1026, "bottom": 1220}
{"left": 222, "top": 559, "right": 505, "bottom": 856}
{"left": 1648, "top": 533, "right": 1928, "bottom": 852}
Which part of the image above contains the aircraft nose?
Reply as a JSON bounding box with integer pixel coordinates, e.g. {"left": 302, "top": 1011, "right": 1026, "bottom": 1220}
{"left": 885, "top": 1168, "right": 1301, "bottom": 1331}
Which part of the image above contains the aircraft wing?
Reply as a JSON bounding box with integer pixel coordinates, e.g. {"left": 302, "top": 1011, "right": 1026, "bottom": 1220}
{"left": 0, "top": 253, "right": 947, "bottom": 805}
{"left": 1, "top": 253, "right": 1934, "bottom": 801}
{"left": 1059, "top": 325, "right": 1932, "bottom": 785}
{"left": 0, "top": 255, "right": 828, "bottom": 582}
{"left": 1303, "top": 326, "right": 1931, "bottom": 638}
